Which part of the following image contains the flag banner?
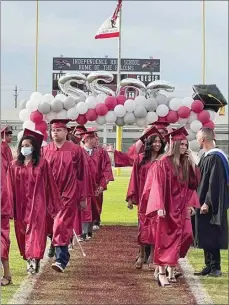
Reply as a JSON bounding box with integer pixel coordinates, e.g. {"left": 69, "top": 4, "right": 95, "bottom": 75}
{"left": 95, "top": 0, "right": 122, "bottom": 39}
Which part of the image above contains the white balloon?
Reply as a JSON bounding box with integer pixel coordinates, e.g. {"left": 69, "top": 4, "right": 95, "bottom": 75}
{"left": 22, "top": 120, "right": 35, "bottom": 130}
{"left": 76, "top": 102, "right": 88, "bottom": 115}
{"left": 45, "top": 111, "right": 57, "bottom": 122}
{"left": 55, "top": 94, "right": 66, "bottom": 102}
{"left": 38, "top": 102, "right": 51, "bottom": 114}
{"left": 189, "top": 139, "right": 200, "bottom": 152}
{"left": 30, "top": 92, "right": 43, "bottom": 103}
{"left": 182, "top": 97, "right": 193, "bottom": 109}
{"left": 85, "top": 96, "right": 97, "bottom": 109}
{"left": 64, "top": 96, "right": 76, "bottom": 110}
{"left": 96, "top": 115, "right": 106, "bottom": 125}
{"left": 156, "top": 104, "right": 169, "bottom": 117}
{"left": 124, "top": 112, "right": 136, "bottom": 125}
{"left": 188, "top": 111, "right": 198, "bottom": 124}
{"left": 67, "top": 107, "right": 79, "bottom": 120}
{"left": 146, "top": 111, "right": 158, "bottom": 124}
{"left": 26, "top": 99, "right": 39, "bottom": 112}
{"left": 56, "top": 109, "right": 67, "bottom": 119}
{"left": 116, "top": 117, "right": 125, "bottom": 127}
{"left": 178, "top": 117, "right": 189, "bottom": 126}
{"left": 17, "top": 130, "right": 24, "bottom": 142}
{"left": 186, "top": 129, "right": 196, "bottom": 141}
{"left": 169, "top": 98, "right": 182, "bottom": 111}
{"left": 114, "top": 105, "right": 126, "bottom": 118}
{"left": 51, "top": 99, "right": 64, "bottom": 112}
{"left": 207, "top": 109, "right": 217, "bottom": 121}
{"left": 134, "top": 105, "right": 147, "bottom": 118}
{"left": 105, "top": 111, "right": 117, "bottom": 123}
{"left": 124, "top": 99, "right": 136, "bottom": 112}
{"left": 156, "top": 93, "right": 169, "bottom": 105}
{"left": 19, "top": 109, "right": 31, "bottom": 122}
{"left": 144, "top": 97, "right": 157, "bottom": 111}
{"left": 190, "top": 120, "right": 203, "bottom": 132}
{"left": 96, "top": 93, "right": 107, "bottom": 104}
{"left": 19, "top": 99, "right": 27, "bottom": 110}
{"left": 42, "top": 94, "right": 54, "bottom": 104}
{"left": 136, "top": 117, "right": 147, "bottom": 127}
{"left": 134, "top": 95, "right": 147, "bottom": 106}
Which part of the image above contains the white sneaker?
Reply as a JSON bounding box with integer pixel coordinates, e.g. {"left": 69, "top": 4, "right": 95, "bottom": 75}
{"left": 51, "top": 262, "right": 64, "bottom": 273}
{"left": 27, "top": 259, "right": 36, "bottom": 274}
{"left": 93, "top": 225, "right": 100, "bottom": 231}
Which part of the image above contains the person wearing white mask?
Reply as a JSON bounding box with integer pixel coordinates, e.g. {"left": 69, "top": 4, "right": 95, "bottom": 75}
{"left": 6, "top": 129, "right": 62, "bottom": 275}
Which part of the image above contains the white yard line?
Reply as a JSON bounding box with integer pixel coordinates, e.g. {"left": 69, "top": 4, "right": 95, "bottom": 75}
{"left": 179, "top": 257, "right": 214, "bottom": 305}
{"left": 8, "top": 250, "right": 50, "bottom": 305}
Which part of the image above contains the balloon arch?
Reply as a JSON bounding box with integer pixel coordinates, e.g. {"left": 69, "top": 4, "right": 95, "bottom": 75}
{"left": 18, "top": 72, "right": 217, "bottom": 151}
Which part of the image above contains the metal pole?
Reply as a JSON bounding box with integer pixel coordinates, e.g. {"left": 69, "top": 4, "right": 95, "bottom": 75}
{"left": 103, "top": 124, "right": 107, "bottom": 144}
{"left": 202, "top": 0, "right": 206, "bottom": 84}
{"left": 35, "top": 0, "right": 39, "bottom": 91}
{"left": 116, "top": 3, "right": 122, "bottom": 176}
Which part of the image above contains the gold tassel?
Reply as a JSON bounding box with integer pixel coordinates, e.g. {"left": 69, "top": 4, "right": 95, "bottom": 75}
{"left": 219, "top": 106, "right": 225, "bottom": 116}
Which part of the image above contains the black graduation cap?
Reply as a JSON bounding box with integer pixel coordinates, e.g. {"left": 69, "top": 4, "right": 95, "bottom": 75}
{"left": 192, "top": 84, "right": 227, "bottom": 113}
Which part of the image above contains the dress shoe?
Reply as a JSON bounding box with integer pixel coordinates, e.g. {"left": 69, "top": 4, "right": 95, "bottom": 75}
{"left": 207, "top": 269, "right": 222, "bottom": 277}
{"left": 194, "top": 266, "right": 211, "bottom": 276}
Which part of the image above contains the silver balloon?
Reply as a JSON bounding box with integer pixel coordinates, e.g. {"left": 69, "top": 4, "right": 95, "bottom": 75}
{"left": 115, "top": 117, "right": 125, "bottom": 127}
{"left": 19, "top": 99, "right": 28, "bottom": 110}
{"left": 58, "top": 73, "right": 87, "bottom": 103}
{"left": 116, "top": 78, "right": 146, "bottom": 97}
{"left": 147, "top": 80, "right": 175, "bottom": 98}
{"left": 87, "top": 71, "right": 115, "bottom": 96}
{"left": 38, "top": 102, "right": 51, "bottom": 114}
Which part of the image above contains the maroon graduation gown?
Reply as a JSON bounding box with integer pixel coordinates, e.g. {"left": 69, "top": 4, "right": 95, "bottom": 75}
{"left": 126, "top": 154, "right": 155, "bottom": 245}
{"left": 141, "top": 156, "right": 198, "bottom": 266}
{"left": 114, "top": 144, "right": 144, "bottom": 167}
{"left": 42, "top": 141, "right": 88, "bottom": 246}
{"left": 81, "top": 147, "right": 113, "bottom": 223}
{"left": 6, "top": 158, "right": 62, "bottom": 259}
{"left": 1, "top": 141, "right": 13, "bottom": 260}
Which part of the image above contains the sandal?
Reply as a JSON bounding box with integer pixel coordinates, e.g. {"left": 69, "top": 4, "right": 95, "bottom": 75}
{"left": 1, "top": 276, "right": 12, "bottom": 286}
{"left": 148, "top": 262, "right": 155, "bottom": 271}
{"left": 157, "top": 273, "right": 172, "bottom": 287}
{"left": 135, "top": 256, "right": 145, "bottom": 269}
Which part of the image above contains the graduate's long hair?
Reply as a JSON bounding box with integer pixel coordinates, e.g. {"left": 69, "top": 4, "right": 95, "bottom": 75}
{"left": 166, "top": 140, "right": 190, "bottom": 182}
{"left": 140, "top": 135, "right": 165, "bottom": 166}
{"left": 17, "top": 136, "right": 40, "bottom": 166}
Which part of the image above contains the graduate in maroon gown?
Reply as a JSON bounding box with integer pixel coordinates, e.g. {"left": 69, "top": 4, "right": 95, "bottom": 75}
{"left": 6, "top": 129, "right": 62, "bottom": 275}
{"left": 142, "top": 127, "right": 199, "bottom": 287}
{"left": 42, "top": 120, "right": 88, "bottom": 272}
{"left": 79, "top": 128, "right": 113, "bottom": 240}
{"left": 126, "top": 127, "right": 165, "bottom": 270}
{"left": 106, "top": 122, "right": 170, "bottom": 167}
{"left": 1, "top": 126, "right": 13, "bottom": 286}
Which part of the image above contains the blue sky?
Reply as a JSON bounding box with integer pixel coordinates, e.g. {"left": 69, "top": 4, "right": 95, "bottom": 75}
{"left": 1, "top": 1, "right": 228, "bottom": 108}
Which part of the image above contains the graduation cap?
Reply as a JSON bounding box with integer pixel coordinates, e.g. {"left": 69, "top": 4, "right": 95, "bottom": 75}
{"left": 80, "top": 127, "right": 102, "bottom": 142}
{"left": 139, "top": 126, "right": 164, "bottom": 143}
{"left": 164, "top": 126, "right": 189, "bottom": 144}
{"left": 192, "top": 84, "right": 227, "bottom": 113}
{"left": 150, "top": 121, "right": 170, "bottom": 134}
{"left": 50, "top": 119, "right": 70, "bottom": 129}
{"left": 22, "top": 128, "right": 44, "bottom": 149}
{"left": 1, "top": 126, "right": 12, "bottom": 137}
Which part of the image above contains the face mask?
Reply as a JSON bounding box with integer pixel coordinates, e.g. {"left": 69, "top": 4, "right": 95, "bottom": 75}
{"left": 21, "top": 147, "right": 33, "bottom": 156}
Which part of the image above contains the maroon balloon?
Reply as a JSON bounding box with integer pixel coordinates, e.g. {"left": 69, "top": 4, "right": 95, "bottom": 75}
{"left": 165, "top": 110, "right": 179, "bottom": 123}
{"left": 197, "top": 110, "right": 210, "bottom": 123}
{"left": 30, "top": 110, "right": 43, "bottom": 123}
{"left": 177, "top": 106, "right": 191, "bottom": 118}
{"left": 85, "top": 109, "right": 98, "bottom": 122}
{"left": 35, "top": 121, "right": 48, "bottom": 133}
{"left": 203, "top": 120, "right": 215, "bottom": 129}
{"left": 191, "top": 100, "right": 204, "bottom": 113}
{"left": 76, "top": 114, "right": 87, "bottom": 125}
{"left": 116, "top": 95, "right": 127, "bottom": 105}
{"left": 95, "top": 103, "right": 109, "bottom": 116}
{"left": 104, "top": 96, "right": 117, "bottom": 110}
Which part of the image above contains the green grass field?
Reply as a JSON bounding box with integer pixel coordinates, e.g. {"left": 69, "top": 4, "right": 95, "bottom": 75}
{"left": 2, "top": 168, "right": 228, "bottom": 304}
